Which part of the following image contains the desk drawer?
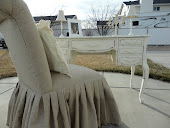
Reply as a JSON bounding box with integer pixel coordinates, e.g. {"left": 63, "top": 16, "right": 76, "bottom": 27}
{"left": 71, "top": 39, "right": 114, "bottom": 51}
{"left": 119, "top": 48, "right": 143, "bottom": 55}
{"left": 119, "top": 38, "right": 143, "bottom": 47}
{"left": 118, "top": 57, "right": 142, "bottom": 66}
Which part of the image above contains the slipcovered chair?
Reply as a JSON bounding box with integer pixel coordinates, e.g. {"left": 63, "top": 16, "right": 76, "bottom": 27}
{"left": 0, "top": 0, "right": 121, "bottom": 127}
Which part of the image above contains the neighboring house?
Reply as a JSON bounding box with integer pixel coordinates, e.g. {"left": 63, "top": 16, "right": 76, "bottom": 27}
{"left": 118, "top": 0, "right": 170, "bottom": 28}
{"left": 33, "top": 15, "right": 77, "bottom": 36}
{"left": 0, "top": 33, "right": 7, "bottom": 49}
{"left": 117, "top": 0, "right": 170, "bottom": 45}
{"left": 96, "top": 21, "right": 114, "bottom": 36}
{"left": 97, "top": 21, "right": 108, "bottom": 26}
{"left": 0, "top": 15, "right": 77, "bottom": 43}
{"left": 0, "top": 33, "right": 3, "bottom": 40}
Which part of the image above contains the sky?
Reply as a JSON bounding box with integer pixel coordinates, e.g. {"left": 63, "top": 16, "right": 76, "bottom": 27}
{"left": 24, "top": 0, "right": 125, "bottom": 20}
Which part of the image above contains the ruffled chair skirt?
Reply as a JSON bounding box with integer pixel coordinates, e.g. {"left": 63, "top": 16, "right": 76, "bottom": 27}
{"left": 6, "top": 64, "right": 121, "bottom": 128}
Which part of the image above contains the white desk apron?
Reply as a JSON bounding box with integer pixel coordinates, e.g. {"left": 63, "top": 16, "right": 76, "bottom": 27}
{"left": 56, "top": 35, "right": 149, "bottom": 103}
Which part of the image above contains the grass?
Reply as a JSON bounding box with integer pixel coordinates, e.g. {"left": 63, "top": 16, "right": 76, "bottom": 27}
{"left": 0, "top": 50, "right": 17, "bottom": 79}
{"left": 75, "top": 55, "right": 170, "bottom": 83}
{"left": 0, "top": 50, "right": 170, "bottom": 83}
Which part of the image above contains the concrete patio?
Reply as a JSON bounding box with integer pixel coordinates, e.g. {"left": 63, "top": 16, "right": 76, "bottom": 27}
{"left": 0, "top": 72, "right": 170, "bottom": 128}
{"left": 147, "top": 51, "right": 170, "bottom": 69}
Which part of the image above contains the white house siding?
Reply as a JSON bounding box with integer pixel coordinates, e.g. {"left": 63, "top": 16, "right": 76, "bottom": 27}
{"left": 82, "top": 29, "right": 101, "bottom": 36}
{"left": 118, "top": 28, "right": 147, "bottom": 35}
{"left": 120, "top": 4, "right": 129, "bottom": 16}
{"left": 0, "top": 33, "right": 3, "bottom": 39}
{"left": 168, "top": 13, "right": 170, "bottom": 27}
{"left": 51, "top": 22, "right": 68, "bottom": 30}
{"left": 158, "top": 5, "right": 170, "bottom": 12}
{"left": 118, "top": 11, "right": 170, "bottom": 29}
{"left": 140, "top": 0, "right": 153, "bottom": 13}
{"left": 52, "top": 26, "right": 170, "bottom": 45}
{"left": 52, "top": 29, "right": 69, "bottom": 37}
{"left": 52, "top": 22, "right": 69, "bottom": 37}
{"left": 148, "top": 28, "right": 170, "bottom": 45}
{"left": 118, "top": 28, "right": 170, "bottom": 45}
{"left": 120, "top": 3, "right": 170, "bottom": 15}
{"left": 135, "top": 6, "right": 140, "bottom": 13}
{"left": 81, "top": 27, "right": 170, "bottom": 45}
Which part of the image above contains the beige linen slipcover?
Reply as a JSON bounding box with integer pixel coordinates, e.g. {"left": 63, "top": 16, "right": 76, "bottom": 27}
{"left": 0, "top": 0, "right": 121, "bottom": 127}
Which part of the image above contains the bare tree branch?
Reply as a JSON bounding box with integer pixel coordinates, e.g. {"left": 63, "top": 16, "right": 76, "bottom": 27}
{"left": 85, "top": 0, "right": 118, "bottom": 36}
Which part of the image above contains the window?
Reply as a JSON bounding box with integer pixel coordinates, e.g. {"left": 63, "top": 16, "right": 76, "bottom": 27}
{"left": 153, "top": 6, "right": 160, "bottom": 11}
{"left": 132, "top": 21, "right": 139, "bottom": 26}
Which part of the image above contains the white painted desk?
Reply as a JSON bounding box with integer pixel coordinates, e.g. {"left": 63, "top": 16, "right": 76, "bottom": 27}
{"left": 56, "top": 35, "right": 149, "bottom": 103}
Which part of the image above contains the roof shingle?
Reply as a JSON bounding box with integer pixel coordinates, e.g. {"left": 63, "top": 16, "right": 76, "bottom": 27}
{"left": 123, "top": 0, "right": 170, "bottom": 5}
{"left": 33, "top": 15, "right": 76, "bottom": 22}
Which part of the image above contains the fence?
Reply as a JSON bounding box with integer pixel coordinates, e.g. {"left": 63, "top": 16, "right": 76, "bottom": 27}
{"left": 118, "top": 28, "right": 170, "bottom": 45}
{"left": 82, "top": 27, "right": 170, "bottom": 45}
{"left": 1, "top": 27, "right": 169, "bottom": 45}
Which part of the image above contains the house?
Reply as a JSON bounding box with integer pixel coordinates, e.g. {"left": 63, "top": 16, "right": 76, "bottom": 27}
{"left": 117, "top": 0, "right": 170, "bottom": 45}
{"left": 0, "top": 33, "right": 7, "bottom": 49}
{"left": 33, "top": 15, "right": 77, "bottom": 36}
{"left": 34, "top": 15, "right": 77, "bottom": 23}
{"left": 119, "top": 0, "right": 170, "bottom": 14}
{"left": 118, "top": 0, "right": 170, "bottom": 28}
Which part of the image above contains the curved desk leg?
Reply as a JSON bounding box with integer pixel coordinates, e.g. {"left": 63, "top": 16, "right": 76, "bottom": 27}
{"left": 139, "top": 62, "right": 149, "bottom": 103}
{"left": 130, "top": 66, "right": 135, "bottom": 88}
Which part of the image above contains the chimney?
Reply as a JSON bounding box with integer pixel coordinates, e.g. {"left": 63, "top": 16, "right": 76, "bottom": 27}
{"left": 140, "top": 0, "right": 153, "bottom": 13}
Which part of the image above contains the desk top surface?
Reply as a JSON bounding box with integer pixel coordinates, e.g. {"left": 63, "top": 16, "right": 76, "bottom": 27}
{"left": 56, "top": 35, "right": 149, "bottom": 40}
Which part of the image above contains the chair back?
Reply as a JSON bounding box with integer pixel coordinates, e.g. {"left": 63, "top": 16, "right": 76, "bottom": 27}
{"left": 0, "top": 0, "right": 52, "bottom": 93}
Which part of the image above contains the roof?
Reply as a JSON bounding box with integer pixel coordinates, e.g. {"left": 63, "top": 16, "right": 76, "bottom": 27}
{"left": 123, "top": 0, "right": 170, "bottom": 5}
{"left": 153, "top": 0, "right": 170, "bottom": 4}
{"left": 33, "top": 15, "right": 76, "bottom": 22}
{"left": 123, "top": 0, "right": 139, "bottom": 5}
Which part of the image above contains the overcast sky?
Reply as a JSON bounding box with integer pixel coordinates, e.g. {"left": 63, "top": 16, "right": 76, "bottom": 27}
{"left": 24, "top": 0, "right": 125, "bottom": 20}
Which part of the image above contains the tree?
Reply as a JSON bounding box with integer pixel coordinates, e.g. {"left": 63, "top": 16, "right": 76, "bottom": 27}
{"left": 82, "top": 20, "right": 94, "bottom": 36}
{"left": 87, "top": 0, "right": 118, "bottom": 36}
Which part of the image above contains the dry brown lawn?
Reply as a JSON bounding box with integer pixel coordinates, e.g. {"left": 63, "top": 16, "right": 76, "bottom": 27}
{"left": 75, "top": 55, "right": 116, "bottom": 70}
{"left": 75, "top": 55, "right": 170, "bottom": 83}
{"left": 0, "top": 50, "right": 170, "bottom": 82}
{"left": 0, "top": 50, "right": 17, "bottom": 79}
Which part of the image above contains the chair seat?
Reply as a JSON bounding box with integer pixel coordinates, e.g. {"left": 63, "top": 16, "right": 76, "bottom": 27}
{"left": 7, "top": 64, "right": 121, "bottom": 128}
{"left": 51, "top": 64, "right": 104, "bottom": 90}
